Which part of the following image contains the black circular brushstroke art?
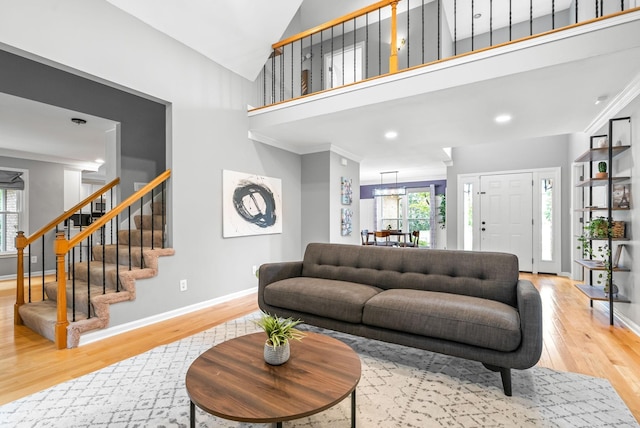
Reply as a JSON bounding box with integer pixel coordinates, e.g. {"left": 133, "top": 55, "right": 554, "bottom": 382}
{"left": 232, "top": 180, "right": 277, "bottom": 228}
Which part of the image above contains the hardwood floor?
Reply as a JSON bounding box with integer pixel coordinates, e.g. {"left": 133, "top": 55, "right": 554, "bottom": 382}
{"left": 1, "top": 274, "right": 639, "bottom": 422}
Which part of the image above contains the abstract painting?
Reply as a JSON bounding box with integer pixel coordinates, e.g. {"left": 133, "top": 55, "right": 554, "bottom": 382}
{"left": 341, "top": 176, "right": 352, "bottom": 205}
{"left": 223, "top": 170, "right": 282, "bottom": 237}
{"left": 341, "top": 208, "right": 353, "bottom": 236}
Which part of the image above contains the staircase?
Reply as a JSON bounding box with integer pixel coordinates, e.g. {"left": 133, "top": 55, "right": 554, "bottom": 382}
{"left": 14, "top": 170, "right": 173, "bottom": 348}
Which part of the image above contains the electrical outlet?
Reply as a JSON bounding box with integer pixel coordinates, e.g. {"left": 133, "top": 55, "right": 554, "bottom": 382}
{"left": 252, "top": 265, "right": 257, "bottom": 276}
{"left": 179, "top": 279, "right": 188, "bottom": 292}
{"left": 31, "top": 256, "right": 37, "bottom": 264}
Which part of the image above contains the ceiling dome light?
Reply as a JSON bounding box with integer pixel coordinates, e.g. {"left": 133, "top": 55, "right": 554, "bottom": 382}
{"left": 385, "top": 131, "right": 398, "bottom": 139}
{"left": 495, "top": 114, "right": 512, "bottom": 124}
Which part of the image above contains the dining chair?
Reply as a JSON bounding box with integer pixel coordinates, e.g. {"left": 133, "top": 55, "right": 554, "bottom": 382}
{"left": 374, "top": 230, "right": 396, "bottom": 246}
{"left": 400, "top": 230, "right": 420, "bottom": 247}
{"left": 361, "top": 229, "right": 373, "bottom": 245}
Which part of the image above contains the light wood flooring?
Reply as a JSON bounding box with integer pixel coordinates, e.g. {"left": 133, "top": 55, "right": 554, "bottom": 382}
{"left": 1, "top": 274, "right": 639, "bottom": 422}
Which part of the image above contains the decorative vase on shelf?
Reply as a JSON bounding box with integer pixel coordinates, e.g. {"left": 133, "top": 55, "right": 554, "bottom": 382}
{"left": 598, "top": 137, "right": 608, "bottom": 148}
{"left": 604, "top": 283, "right": 619, "bottom": 298}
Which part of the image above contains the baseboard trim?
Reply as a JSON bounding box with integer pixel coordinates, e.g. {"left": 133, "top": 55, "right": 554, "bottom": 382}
{"left": 78, "top": 287, "right": 258, "bottom": 346}
{"left": 594, "top": 301, "right": 640, "bottom": 338}
{"left": 0, "top": 269, "right": 56, "bottom": 281}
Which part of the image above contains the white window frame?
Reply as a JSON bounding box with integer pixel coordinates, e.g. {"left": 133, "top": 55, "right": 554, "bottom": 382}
{"left": 0, "top": 167, "right": 28, "bottom": 258}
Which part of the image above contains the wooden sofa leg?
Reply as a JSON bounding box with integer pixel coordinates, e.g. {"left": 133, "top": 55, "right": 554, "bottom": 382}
{"left": 482, "top": 363, "right": 512, "bottom": 396}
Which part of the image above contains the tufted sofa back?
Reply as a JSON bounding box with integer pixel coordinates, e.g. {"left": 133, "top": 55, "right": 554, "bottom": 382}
{"left": 301, "top": 243, "right": 520, "bottom": 307}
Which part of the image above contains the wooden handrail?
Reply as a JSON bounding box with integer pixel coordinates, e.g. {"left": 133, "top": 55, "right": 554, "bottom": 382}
{"left": 273, "top": 0, "right": 397, "bottom": 49}
{"left": 24, "top": 177, "right": 120, "bottom": 247}
{"left": 51, "top": 169, "right": 170, "bottom": 348}
{"left": 14, "top": 177, "right": 120, "bottom": 327}
{"left": 254, "top": 5, "right": 640, "bottom": 112}
{"left": 65, "top": 170, "right": 171, "bottom": 251}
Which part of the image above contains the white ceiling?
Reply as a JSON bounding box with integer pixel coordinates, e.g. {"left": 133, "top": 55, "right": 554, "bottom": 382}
{"left": 0, "top": 93, "right": 117, "bottom": 171}
{"left": 1, "top": 1, "right": 639, "bottom": 184}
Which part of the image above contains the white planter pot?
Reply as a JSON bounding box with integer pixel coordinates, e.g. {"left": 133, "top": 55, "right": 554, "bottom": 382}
{"left": 264, "top": 341, "right": 290, "bottom": 365}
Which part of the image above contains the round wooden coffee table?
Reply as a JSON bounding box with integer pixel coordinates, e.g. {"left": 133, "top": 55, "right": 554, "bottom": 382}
{"left": 186, "top": 331, "right": 361, "bottom": 427}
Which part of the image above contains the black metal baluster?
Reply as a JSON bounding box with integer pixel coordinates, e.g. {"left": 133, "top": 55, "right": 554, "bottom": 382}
{"left": 320, "top": 31, "right": 324, "bottom": 89}
{"left": 407, "top": 0, "right": 410, "bottom": 68}
{"left": 140, "top": 196, "right": 144, "bottom": 269}
{"left": 552, "top": 0, "right": 555, "bottom": 29}
{"left": 575, "top": 0, "right": 579, "bottom": 23}
{"left": 365, "top": 13, "right": 369, "bottom": 78}
{"left": 530, "top": 0, "right": 533, "bottom": 36}
{"left": 271, "top": 52, "right": 275, "bottom": 104}
{"left": 102, "top": 224, "right": 106, "bottom": 294}
{"left": 353, "top": 18, "right": 356, "bottom": 82}
{"left": 331, "top": 26, "right": 334, "bottom": 88}
{"left": 509, "top": 0, "right": 512, "bottom": 41}
{"left": 437, "top": 0, "right": 441, "bottom": 60}
{"left": 86, "top": 235, "right": 90, "bottom": 318}
{"left": 290, "top": 42, "right": 293, "bottom": 100}
{"left": 621, "top": 0, "right": 624, "bottom": 11}
{"left": 378, "top": 8, "right": 381, "bottom": 75}
{"left": 280, "top": 48, "right": 284, "bottom": 101}
{"left": 471, "top": 0, "right": 474, "bottom": 51}
{"left": 162, "top": 181, "right": 166, "bottom": 248}
{"left": 116, "top": 213, "right": 120, "bottom": 292}
{"left": 27, "top": 243, "right": 31, "bottom": 303}
{"left": 454, "top": 0, "right": 457, "bottom": 55}
{"left": 128, "top": 206, "right": 132, "bottom": 271}
{"left": 262, "top": 64, "right": 266, "bottom": 106}
{"left": 490, "top": 0, "right": 493, "bottom": 46}
{"left": 341, "top": 22, "right": 345, "bottom": 86}
{"left": 72, "top": 249, "right": 76, "bottom": 321}
{"left": 595, "top": 0, "right": 599, "bottom": 18}
{"left": 421, "top": 0, "right": 425, "bottom": 64}
{"left": 309, "top": 34, "right": 313, "bottom": 93}
{"left": 151, "top": 188, "right": 155, "bottom": 251}
{"left": 41, "top": 235, "right": 45, "bottom": 300}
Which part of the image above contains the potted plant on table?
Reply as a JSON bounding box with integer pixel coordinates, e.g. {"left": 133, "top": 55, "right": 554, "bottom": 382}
{"left": 255, "top": 311, "right": 305, "bottom": 365}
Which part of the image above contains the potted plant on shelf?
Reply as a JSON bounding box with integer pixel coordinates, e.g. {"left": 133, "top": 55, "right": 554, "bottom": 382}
{"left": 595, "top": 243, "right": 619, "bottom": 298}
{"left": 596, "top": 161, "right": 608, "bottom": 179}
{"left": 254, "top": 311, "right": 305, "bottom": 365}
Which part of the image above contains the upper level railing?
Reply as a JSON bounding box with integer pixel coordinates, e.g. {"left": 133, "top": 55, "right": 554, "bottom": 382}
{"left": 253, "top": 0, "right": 638, "bottom": 109}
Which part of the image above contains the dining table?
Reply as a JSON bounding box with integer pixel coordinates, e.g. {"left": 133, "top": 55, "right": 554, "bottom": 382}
{"left": 368, "top": 230, "right": 412, "bottom": 245}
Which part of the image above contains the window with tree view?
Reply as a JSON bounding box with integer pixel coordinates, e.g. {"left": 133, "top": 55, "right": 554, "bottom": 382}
{"left": 0, "top": 188, "right": 21, "bottom": 253}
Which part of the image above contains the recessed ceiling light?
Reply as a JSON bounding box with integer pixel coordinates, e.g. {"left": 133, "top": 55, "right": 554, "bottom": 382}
{"left": 595, "top": 95, "right": 608, "bottom": 105}
{"left": 95, "top": 158, "right": 105, "bottom": 164}
{"left": 495, "top": 114, "right": 512, "bottom": 124}
{"left": 385, "top": 131, "right": 398, "bottom": 139}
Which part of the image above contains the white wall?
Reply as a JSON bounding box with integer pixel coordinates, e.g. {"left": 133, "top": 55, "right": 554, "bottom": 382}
{"left": 447, "top": 134, "right": 572, "bottom": 271}
{"left": 0, "top": 0, "right": 302, "bottom": 326}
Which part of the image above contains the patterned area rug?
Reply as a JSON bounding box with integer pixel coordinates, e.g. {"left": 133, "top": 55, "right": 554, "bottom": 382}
{"left": 1, "top": 313, "right": 637, "bottom": 428}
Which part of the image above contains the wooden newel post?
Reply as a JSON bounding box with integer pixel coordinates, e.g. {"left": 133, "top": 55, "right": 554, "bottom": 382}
{"left": 14, "top": 231, "right": 27, "bottom": 325}
{"left": 54, "top": 232, "right": 69, "bottom": 349}
{"left": 389, "top": 0, "right": 400, "bottom": 73}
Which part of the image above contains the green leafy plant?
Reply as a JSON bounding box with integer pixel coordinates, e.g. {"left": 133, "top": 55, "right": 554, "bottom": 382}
{"left": 254, "top": 311, "right": 305, "bottom": 348}
{"left": 576, "top": 217, "right": 611, "bottom": 260}
{"left": 438, "top": 194, "right": 446, "bottom": 230}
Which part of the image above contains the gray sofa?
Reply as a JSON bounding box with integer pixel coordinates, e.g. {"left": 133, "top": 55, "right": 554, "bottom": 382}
{"left": 258, "top": 243, "right": 543, "bottom": 396}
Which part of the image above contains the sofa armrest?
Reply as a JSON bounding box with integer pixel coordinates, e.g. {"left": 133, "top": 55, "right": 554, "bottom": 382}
{"left": 515, "top": 279, "right": 543, "bottom": 368}
{"left": 258, "top": 261, "right": 303, "bottom": 308}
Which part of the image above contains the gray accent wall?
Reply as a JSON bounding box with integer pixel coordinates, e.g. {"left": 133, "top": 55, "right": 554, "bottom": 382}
{"left": 446, "top": 134, "right": 572, "bottom": 272}
{"left": 0, "top": 49, "right": 166, "bottom": 199}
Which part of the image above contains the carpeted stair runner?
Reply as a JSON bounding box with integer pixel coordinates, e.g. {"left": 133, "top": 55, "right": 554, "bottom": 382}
{"left": 18, "top": 202, "right": 174, "bottom": 348}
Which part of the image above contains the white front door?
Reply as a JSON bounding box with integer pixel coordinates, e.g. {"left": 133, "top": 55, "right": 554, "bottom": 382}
{"left": 480, "top": 173, "right": 533, "bottom": 271}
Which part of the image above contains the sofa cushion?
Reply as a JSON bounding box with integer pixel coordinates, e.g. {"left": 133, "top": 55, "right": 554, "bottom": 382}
{"left": 362, "top": 289, "right": 521, "bottom": 352}
{"left": 263, "top": 277, "right": 382, "bottom": 324}
{"left": 301, "top": 243, "right": 519, "bottom": 307}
